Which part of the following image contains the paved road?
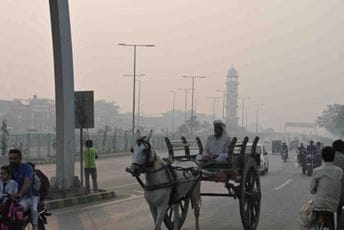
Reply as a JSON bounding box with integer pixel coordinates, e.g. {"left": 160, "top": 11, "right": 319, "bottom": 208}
{"left": 41, "top": 151, "right": 314, "bottom": 230}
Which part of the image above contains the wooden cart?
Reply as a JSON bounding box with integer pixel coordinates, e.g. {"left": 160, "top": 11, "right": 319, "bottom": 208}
{"left": 164, "top": 136, "right": 261, "bottom": 230}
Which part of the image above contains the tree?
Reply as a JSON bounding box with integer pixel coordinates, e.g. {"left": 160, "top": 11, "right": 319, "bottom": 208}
{"left": 316, "top": 104, "right": 344, "bottom": 137}
{"left": 1, "top": 119, "right": 9, "bottom": 156}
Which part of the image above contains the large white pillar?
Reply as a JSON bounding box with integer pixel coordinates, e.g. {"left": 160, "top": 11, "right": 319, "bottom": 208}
{"left": 49, "top": 0, "right": 76, "bottom": 189}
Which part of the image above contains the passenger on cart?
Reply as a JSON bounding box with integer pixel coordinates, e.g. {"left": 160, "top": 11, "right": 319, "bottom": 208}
{"left": 201, "top": 120, "right": 231, "bottom": 162}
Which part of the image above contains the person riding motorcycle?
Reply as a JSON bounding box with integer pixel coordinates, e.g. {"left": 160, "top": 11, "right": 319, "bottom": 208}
{"left": 297, "top": 143, "right": 306, "bottom": 165}
{"left": 281, "top": 142, "right": 289, "bottom": 160}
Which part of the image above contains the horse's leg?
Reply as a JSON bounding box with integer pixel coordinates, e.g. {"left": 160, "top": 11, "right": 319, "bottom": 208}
{"left": 149, "top": 203, "right": 158, "bottom": 224}
{"left": 172, "top": 203, "right": 180, "bottom": 230}
{"left": 192, "top": 183, "right": 201, "bottom": 230}
{"left": 154, "top": 202, "right": 169, "bottom": 230}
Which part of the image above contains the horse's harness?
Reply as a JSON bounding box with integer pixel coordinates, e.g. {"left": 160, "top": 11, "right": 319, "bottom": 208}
{"left": 134, "top": 138, "right": 201, "bottom": 204}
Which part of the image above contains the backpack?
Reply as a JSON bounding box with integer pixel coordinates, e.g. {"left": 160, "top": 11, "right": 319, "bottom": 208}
{"left": 34, "top": 169, "right": 50, "bottom": 200}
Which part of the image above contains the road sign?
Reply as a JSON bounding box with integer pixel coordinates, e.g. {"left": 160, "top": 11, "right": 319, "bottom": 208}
{"left": 75, "top": 91, "right": 94, "bottom": 129}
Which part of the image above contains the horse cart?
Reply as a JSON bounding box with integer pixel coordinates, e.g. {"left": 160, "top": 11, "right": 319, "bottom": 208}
{"left": 164, "top": 136, "right": 262, "bottom": 230}
{"left": 127, "top": 131, "right": 261, "bottom": 230}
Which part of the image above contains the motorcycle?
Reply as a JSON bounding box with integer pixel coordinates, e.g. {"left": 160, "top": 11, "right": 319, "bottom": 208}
{"left": 305, "top": 154, "right": 321, "bottom": 176}
{"left": 0, "top": 194, "right": 50, "bottom": 230}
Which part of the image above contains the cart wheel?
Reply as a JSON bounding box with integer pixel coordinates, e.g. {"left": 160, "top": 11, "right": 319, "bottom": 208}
{"left": 239, "top": 157, "right": 261, "bottom": 230}
{"left": 163, "top": 197, "right": 190, "bottom": 230}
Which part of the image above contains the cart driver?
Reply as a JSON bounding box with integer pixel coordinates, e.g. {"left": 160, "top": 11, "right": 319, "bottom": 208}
{"left": 203, "top": 120, "right": 231, "bottom": 161}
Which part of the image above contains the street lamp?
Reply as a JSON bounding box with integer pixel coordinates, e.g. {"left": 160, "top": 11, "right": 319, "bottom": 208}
{"left": 182, "top": 75, "right": 206, "bottom": 136}
{"left": 255, "top": 103, "right": 264, "bottom": 134}
{"left": 177, "top": 88, "right": 192, "bottom": 122}
{"left": 118, "top": 43, "right": 155, "bottom": 135}
{"left": 169, "top": 90, "right": 176, "bottom": 134}
{"left": 216, "top": 89, "right": 226, "bottom": 121}
{"left": 123, "top": 74, "right": 145, "bottom": 128}
{"left": 208, "top": 96, "right": 221, "bottom": 121}
{"left": 239, "top": 97, "right": 250, "bottom": 134}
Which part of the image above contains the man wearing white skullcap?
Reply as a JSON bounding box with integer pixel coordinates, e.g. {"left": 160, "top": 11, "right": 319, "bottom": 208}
{"left": 204, "top": 120, "right": 231, "bottom": 160}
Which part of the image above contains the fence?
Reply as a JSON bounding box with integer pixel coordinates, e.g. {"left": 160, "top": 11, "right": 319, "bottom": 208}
{"left": 0, "top": 132, "right": 168, "bottom": 160}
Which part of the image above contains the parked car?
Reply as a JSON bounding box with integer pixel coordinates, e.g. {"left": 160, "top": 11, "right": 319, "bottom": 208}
{"left": 246, "top": 143, "right": 269, "bottom": 175}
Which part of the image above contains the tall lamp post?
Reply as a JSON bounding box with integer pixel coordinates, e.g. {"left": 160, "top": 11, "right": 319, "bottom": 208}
{"left": 182, "top": 75, "right": 206, "bottom": 136}
{"left": 123, "top": 74, "right": 145, "bottom": 128}
{"left": 216, "top": 89, "right": 226, "bottom": 121}
{"left": 177, "top": 88, "right": 191, "bottom": 122}
{"left": 208, "top": 96, "right": 220, "bottom": 121}
{"left": 118, "top": 43, "right": 155, "bottom": 135}
{"left": 240, "top": 97, "right": 250, "bottom": 134}
{"left": 169, "top": 90, "right": 176, "bottom": 134}
{"left": 255, "top": 103, "right": 264, "bottom": 134}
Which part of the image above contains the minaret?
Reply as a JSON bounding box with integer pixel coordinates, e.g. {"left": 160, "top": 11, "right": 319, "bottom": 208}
{"left": 225, "top": 66, "right": 239, "bottom": 134}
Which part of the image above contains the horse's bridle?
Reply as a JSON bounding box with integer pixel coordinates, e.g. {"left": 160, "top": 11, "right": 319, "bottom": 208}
{"left": 134, "top": 137, "right": 156, "bottom": 171}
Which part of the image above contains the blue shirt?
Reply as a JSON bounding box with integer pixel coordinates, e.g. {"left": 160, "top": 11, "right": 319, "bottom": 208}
{"left": 11, "top": 163, "right": 33, "bottom": 198}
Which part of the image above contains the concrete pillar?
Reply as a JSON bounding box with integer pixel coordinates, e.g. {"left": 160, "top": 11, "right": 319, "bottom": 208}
{"left": 49, "top": 0, "right": 76, "bottom": 189}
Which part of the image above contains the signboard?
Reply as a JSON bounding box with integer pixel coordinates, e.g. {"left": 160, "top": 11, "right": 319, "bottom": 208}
{"left": 75, "top": 91, "right": 94, "bottom": 129}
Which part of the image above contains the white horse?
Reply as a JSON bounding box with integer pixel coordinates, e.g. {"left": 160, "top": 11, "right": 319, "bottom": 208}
{"left": 127, "top": 130, "right": 201, "bottom": 230}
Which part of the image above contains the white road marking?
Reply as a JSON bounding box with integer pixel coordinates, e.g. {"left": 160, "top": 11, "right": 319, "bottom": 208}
{"left": 274, "top": 179, "right": 293, "bottom": 191}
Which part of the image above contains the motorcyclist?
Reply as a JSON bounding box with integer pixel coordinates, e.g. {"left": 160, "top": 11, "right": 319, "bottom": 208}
{"left": 306, "top": 140, "right": 317, "bottom": 155}
{"left": 315, "top": 142, "right": 323, "bottom": 166}
{"left": 281, "top": 142, "right": 289, "bottom": 160}
{"left": 297, "top": 143, "right": 306, "bottom": 165}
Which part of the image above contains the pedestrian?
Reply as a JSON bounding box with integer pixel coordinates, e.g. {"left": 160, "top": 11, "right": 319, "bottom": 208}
{"left": 310, "top": 146, "right": 342, "bottom": 230}
{"left": 333, "top": 139, "right": 344, "bottom": 230}
{"left": 84, "top": 139, "right": 98, "bottom": 193}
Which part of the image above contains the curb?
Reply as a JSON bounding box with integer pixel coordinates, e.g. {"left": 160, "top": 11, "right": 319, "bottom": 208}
{"left": 46, "top": 190, "right": 116, "bottom": 210}
{"left": 30, "top": 152, "right": 131, "bottom": 165}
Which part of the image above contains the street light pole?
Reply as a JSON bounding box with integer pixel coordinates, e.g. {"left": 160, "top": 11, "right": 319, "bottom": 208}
{"left": 216, "top": 89, "right": 226, "bottom": 121}
{"left": 208, "top": 96, "right": 220, "bottom": 121}
{"left": 255, "top": 103, "right": 264, "bottom": 134}
{"left": 177, "top": 88, "right": 191, "bottom": 122}
{"left": 240, "top": 97, "right": 250, "bottom": 134}
{"left": 182, "top": 75, "right": 206, "bottom": 136}
{"left": 123, "top": 74, "right": 145, "bottom": 129}
{"left": 169, "top": 90, "right": 176, "bottom": 134}
{"left": 118, "top": 43, "right": 155, "bottom": 135}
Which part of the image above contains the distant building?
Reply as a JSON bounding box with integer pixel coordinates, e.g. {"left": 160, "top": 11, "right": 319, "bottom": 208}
{"left": 225, "top": 66, "right": 239, "bottom": 135}
{"left": 0, "top": 95, "right": 55, "bottom": 133}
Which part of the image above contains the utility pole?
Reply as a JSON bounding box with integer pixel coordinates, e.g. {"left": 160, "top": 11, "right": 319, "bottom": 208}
{"left": 182, "top": 75, "right": 206, "bottom": 136}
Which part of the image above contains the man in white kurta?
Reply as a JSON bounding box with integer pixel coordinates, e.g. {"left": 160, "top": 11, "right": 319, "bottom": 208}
{"left": 204, "top": 120, "right": 231, "bottom": 161}
{"left": 310, "top": 146, "right": 342, "bottom": 230}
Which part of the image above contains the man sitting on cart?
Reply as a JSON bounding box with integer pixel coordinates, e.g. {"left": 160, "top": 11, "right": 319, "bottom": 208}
{"left": 203, "top": 120, "right": 231, "bottom": 161}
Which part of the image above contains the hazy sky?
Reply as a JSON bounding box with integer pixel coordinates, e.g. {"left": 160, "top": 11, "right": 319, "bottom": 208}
{"left": 0, "top": 0, "right": 343, "bottom": 132}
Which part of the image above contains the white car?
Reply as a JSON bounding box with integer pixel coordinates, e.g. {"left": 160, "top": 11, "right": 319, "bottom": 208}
{"left": 245, "top": 143, "right": 269, "bottom": 175}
